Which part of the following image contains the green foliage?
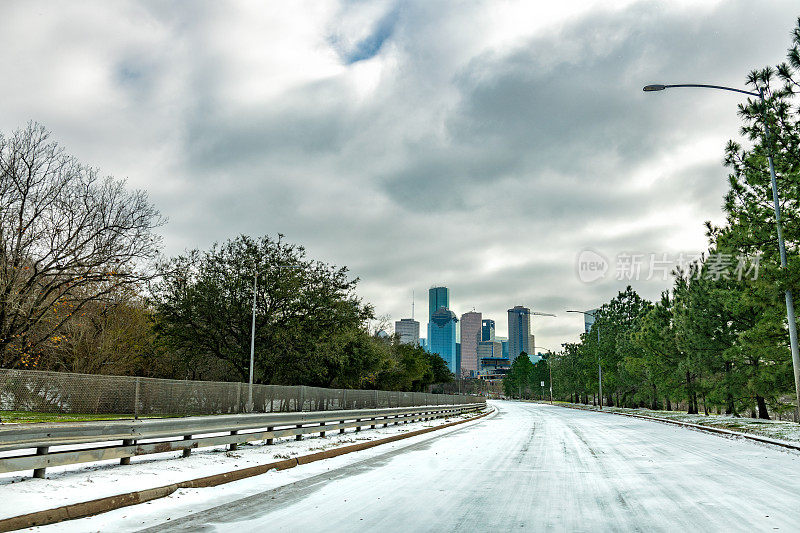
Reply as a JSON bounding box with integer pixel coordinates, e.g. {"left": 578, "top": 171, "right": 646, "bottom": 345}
{"left": 553, "top": 20, "right": 800, "bottom": 420}
{"left": 502, "top": 353, "right": 551, "bottom": 400}
{"left": 150, "top": 234, "right": 453, "bottom": 391}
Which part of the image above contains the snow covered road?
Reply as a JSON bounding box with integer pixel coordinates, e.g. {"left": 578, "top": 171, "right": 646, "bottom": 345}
{"left": 42, "top": 400, "right": 800, "bottom": 532}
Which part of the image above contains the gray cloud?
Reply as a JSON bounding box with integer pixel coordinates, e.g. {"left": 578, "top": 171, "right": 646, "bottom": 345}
{"left": 0, "top": 0, "right": 797, "bottom": 348}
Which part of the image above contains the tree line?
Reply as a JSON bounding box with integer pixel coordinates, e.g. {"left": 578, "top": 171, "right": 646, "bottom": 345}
{"left": 541, "top": 21, "right": 800, "bottom": 420}
{"left": 0, "top": 125, "right": 453, "bottom": 392}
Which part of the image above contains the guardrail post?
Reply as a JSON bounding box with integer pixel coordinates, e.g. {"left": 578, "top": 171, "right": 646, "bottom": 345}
{"left": 319, "top": 422, "right": 326, "bottom": 437}
{"left": 355, "top": 419, "right": 361, "bottom": 432}
{"left": 340, "top": 419, "right": 345, "bottom": 434}
{"left": 229, "top": 431, "right": 239, "bottom": 451}
{"left": 266, "top": 427, "right": 274, "bottom": 445}
{"left": 33, "top": 447, "right": 49, "bottom": 478}
{"left": 182, "top": 435, "right": 192, "bottom": 457}
{"left": 120, "top": 439, "right": 135, "bottom": 464}
{"left": 134, "top": 377, "right": 140, "bottom": 420}
{"left": 295, "top": 424, "right": 303, "bottom": 441}
{"left": 370, "top": 417, "right": 376, "bottom": 429}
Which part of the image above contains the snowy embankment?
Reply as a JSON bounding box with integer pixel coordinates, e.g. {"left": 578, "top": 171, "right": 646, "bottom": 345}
{"left": 556, "top": 402, "right": 800, "bottom": 443}
{"left": 0, "top": 409, "right": 484, "bottom": 521}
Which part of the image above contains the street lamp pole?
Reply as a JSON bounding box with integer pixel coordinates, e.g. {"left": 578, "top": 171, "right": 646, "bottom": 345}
{"left": 247, "top": 263, "right": 303, "bottom": 413}
{"left": 248, "top": 271, "right": 257, "bottom": 412}
{"left": 533, "top": 346, "right": 554, "bottom": 404}
{"left": 643, "top": 83, "right": 800, "bottom": 417}
{"left": 567, "top": 310, "right": 602, "bottom": 409}
{"left": 530, "top": 311, "right": 557, "bottom": 403}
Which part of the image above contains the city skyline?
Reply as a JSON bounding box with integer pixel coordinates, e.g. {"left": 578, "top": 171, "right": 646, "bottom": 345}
{"left": 2, "top": 1, "right": 797, "bottom": 352}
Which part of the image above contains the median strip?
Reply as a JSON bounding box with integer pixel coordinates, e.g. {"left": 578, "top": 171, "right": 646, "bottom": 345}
{"left": 0, "top": 407, "right": 492, "bottom": 532}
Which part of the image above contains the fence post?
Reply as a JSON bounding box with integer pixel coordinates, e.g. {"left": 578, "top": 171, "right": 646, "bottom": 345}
{"left": 33, "top": 447, "right": 49, "bottom": 478}
{"left": 299, "top": 385, "right": 306, "bottom": 412}
{"left": 236, "top": 382, "right": 242, "bottom": 414}
{"left": 342, "top": 388, "right": 347, "bottom": 410}
{"left": 133, "top": 377, "right": 140, "bottom": 420}
{"left": 374, "top": 389, "right": 379, "bottom": 409}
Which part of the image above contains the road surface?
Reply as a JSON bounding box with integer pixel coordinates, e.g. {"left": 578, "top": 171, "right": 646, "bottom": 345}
{"left": 51, "top": 401, "right": 800, "bottom": 531}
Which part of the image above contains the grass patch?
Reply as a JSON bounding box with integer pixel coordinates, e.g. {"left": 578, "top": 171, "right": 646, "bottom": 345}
{"left": 0, "top": 411, "right": 166, "bottom": 424}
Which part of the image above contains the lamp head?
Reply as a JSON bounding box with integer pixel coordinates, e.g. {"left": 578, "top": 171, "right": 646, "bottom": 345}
{"left": 643, "top": 84, "right": 666, "bottom": 92}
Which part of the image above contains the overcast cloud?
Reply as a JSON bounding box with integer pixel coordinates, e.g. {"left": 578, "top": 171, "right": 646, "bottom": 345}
{"left": 1, "top": 0, "right": 798, "bottom": 348}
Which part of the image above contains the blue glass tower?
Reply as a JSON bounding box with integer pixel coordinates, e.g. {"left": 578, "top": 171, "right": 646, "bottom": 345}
{"left": 428, "top": 287, "right": 449, "bottom": 322}
{"left": 481, "top": 319, "right": 496, "bottom": 341}
{"left": 429, "top": 307, "right": 458, "bottom": 374}
{"left": 427, "top": 286, "right": 450, "bottom": 351}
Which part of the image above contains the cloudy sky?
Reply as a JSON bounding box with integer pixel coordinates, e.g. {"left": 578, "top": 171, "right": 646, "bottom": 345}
{"left": 1, "top": 0, "right": 798, "bottom": 349}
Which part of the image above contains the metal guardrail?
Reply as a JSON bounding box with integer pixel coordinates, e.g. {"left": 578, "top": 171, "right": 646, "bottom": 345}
{"left": 0, "top": 403, "right": 485, "bottom": 478}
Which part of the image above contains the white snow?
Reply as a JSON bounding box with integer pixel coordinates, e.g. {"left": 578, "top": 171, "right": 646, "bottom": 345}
{"left": 559, "top": 402, "right": 800, "bottom": 443}
{"left": 0, "top": 410, "right": 484, "bottom": 521}
{"left": 29, "top": 400, "right": 800, "bottom": 532}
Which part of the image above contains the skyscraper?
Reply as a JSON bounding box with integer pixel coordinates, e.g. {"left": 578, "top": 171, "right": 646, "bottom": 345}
{"left": 481, "top": 319, "right": 495, "bottom": 342}
{"left": 395, "top": 318, "right": 420, "bottom": 346}
{"left": 508, "top": 306, "right": 531, "bottom": 363}
{"left": 427, "top": 286, "right": 450, "bottom": 346}
{"left": 428, "top": 286, "right": 449, "bottom": 322}
{"left": 430, "top": 307, "right": 458, "bottom": 374}
{"left": 460, "top": 311, "right": 482, "bottom": 377}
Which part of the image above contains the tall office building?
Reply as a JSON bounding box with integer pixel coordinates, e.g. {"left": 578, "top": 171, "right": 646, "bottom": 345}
{"left": 460, "top": 311, "right": 482, "bottom": 377}
{"left": 508, "top": 306, "right": 532, "bottom": 363}
{"left": 429, "top": 307, "right": 458, "bottom": 374}
{"left": 428, "top": 287, "right": 449, "bottom": 321}
{"left": 495, "top": 336, "right": 509, "bottom": 358}
{"left": 427, "top": 286, "right": 450, "bottom": 346}
{"left": 584, "top": 309, "right": 600, "bottom": 334}
{"left": 477, "top": 340, "right": 503, "bottom": 360}
{"left": 481, "top": 319, "right": 496, "bottom": 342}
{"left": 395, "top": 318, "right": 420, "bottom": 346}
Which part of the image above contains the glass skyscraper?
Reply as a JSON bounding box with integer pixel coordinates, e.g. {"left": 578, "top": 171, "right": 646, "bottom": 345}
{"left": 429, "top": 307, "right": 458, "bottom": 374}
{"left": 428, "top": 286, "right": 449, "bottom": 322}
{"left": 508, "top": 306, "right": 531, "bottom": 363}
{"left": 481, "top": 319, "right": 496, "bottom": 342}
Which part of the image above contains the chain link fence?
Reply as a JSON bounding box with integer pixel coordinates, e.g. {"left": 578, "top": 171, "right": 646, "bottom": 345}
{"left": 0, "top": 369, "right": 484, "bottom": 416}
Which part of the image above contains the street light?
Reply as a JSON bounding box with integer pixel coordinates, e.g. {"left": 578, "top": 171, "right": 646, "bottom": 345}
{"left": 533, "top": 346, "right": 554, "bottom": 404}
{"left": 530, "top": 311, "right": 556, "bottom": 404}
{"left": 567, "top": 310, "right": 602, "bottom": 409}
{"left": 247, "top": 263, "right": 303, "bottom": 412}
{"left": 643, "top": 82, "right": 800, "bottom": 417}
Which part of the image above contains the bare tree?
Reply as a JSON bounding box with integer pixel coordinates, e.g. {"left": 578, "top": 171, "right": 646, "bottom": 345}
{"left": 0, "top": 123, "right": 165, "bottom": 368}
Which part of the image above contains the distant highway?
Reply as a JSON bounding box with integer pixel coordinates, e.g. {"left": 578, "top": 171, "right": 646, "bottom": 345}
{"left": 54, "top": 401, "right": 800, "bottom": 531}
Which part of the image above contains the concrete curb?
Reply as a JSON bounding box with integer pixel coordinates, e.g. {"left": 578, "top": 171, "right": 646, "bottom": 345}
{"left": 553, "top": 402, "right": 800, "bottom": 452}
{"left": 0, "top": 407, "right": 492, "bottom": 532}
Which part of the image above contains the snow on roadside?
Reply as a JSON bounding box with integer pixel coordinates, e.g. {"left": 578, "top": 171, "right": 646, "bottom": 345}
{"left": 556, "top": 402, "right": 800, "bottom": 443}
{"left": 0, "top": 409, "right": 485, "bottom": 520}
